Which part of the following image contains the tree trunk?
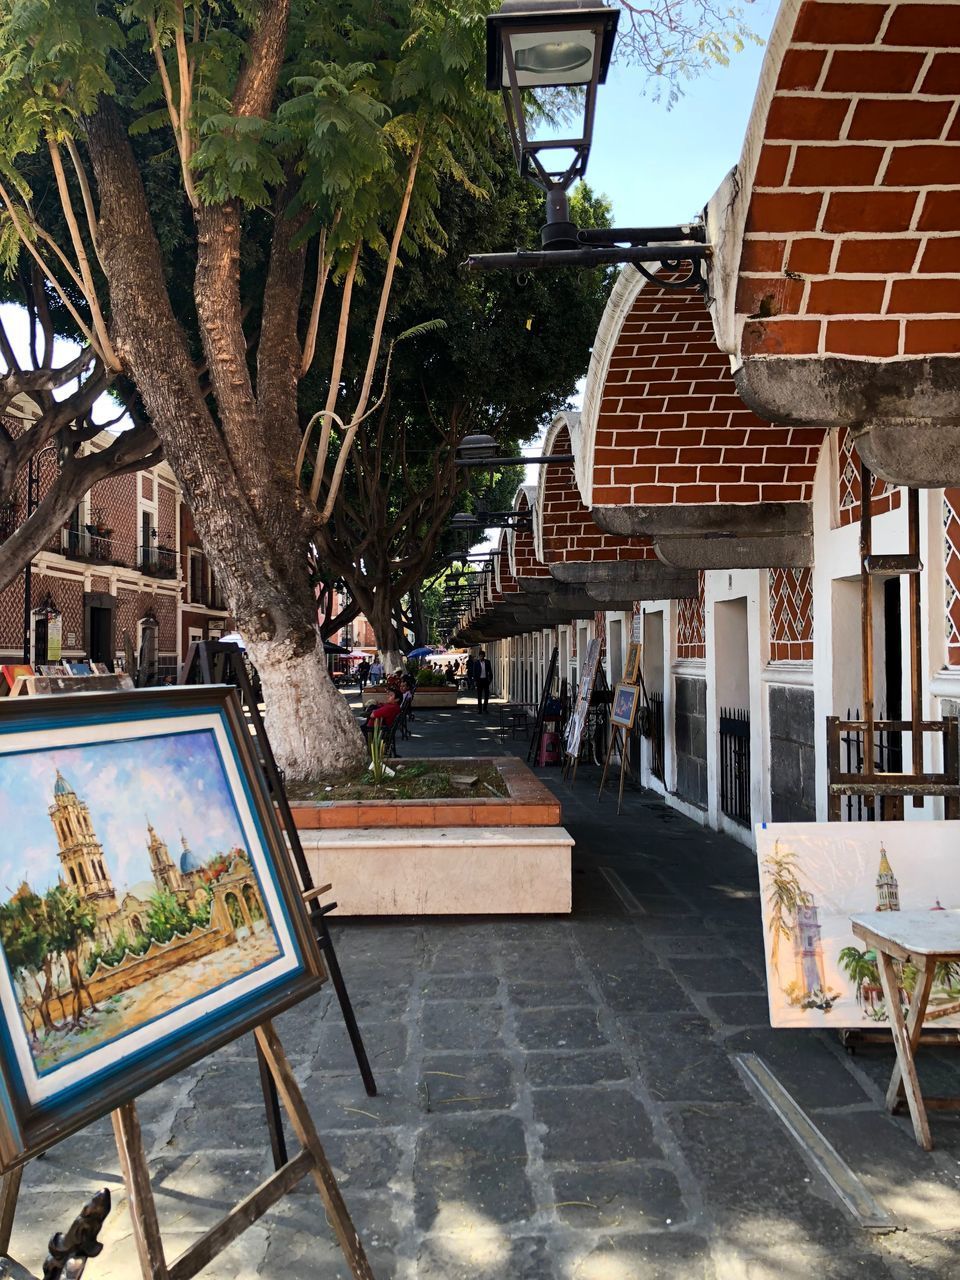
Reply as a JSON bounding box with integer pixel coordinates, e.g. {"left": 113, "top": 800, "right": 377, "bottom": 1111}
{"left": 369, "top": 590, "right": 402, "bottom": 673}
{"left": 245, "top": 631, "right": 364, "bottom": 781}
{"left": 84, "top": 101, "right": 365, "bottom": 782}
{"left": 410, "top": 585, "right": 428, "bottom": 647}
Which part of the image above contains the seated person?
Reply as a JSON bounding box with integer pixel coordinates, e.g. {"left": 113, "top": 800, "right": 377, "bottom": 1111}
{"left": 361, "top": 688, "right": 404, "bottom": 742}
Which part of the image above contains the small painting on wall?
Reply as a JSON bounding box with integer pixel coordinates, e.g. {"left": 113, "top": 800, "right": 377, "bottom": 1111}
{"left": 757, "top": 822, "right": 960, "bottom": 1030}
{"left": 0, "top": 686, "right": 323, "bottom": 1169}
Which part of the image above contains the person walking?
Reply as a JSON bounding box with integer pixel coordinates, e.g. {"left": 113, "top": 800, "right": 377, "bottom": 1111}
{"left": 369, "top": 655, "right": 384, "bottom": 685}
{"left": 472, "top": 650, "right": 493, "bottom": 713}
{"left": 356, "top": 657, "right": 370, "bottom": 692}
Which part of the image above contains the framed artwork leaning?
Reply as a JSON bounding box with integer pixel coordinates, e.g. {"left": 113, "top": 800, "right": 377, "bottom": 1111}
{"left": 623, "top": 642, "right": 641, "bottom": 685}
{"left": 611, "top": 682, "right": 641, "bottom": 730}
{"left": 0, "top": 685, "right": 325, "bottom": 1171}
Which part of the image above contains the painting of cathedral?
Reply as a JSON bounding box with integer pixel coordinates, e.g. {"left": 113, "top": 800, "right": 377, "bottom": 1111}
{"left": 0, "top": 690, "right": 324, "bottom": 1160}
{"left": 758, "top": 822, "right": 960, "bottom": 1030}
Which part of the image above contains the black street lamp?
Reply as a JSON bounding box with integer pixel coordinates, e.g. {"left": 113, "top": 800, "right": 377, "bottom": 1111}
{"left": 466, "top": 0, "right": 710, "bottom": 290}
{"left": 451, "top": 510, "right": 532, "bottom": 531}
{"left": 456, "top": 433, "right": 574, "bottom": 467}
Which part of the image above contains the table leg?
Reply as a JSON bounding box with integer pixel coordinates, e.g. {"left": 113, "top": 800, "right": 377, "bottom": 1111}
{"left": 886, "top": 958, "right": 935, "bottom": 1115}
{"left": 875, "top": 948, "right": 932, "bottom": 1150}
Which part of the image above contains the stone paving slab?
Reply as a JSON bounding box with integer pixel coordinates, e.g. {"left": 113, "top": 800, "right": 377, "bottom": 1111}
{"left": 7, "top": 700, "right": 960, "bottom": 1277}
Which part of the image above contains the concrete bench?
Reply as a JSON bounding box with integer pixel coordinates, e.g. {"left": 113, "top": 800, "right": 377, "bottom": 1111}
{"left": 298, "top": 825, "right": 573, "bottom": 915}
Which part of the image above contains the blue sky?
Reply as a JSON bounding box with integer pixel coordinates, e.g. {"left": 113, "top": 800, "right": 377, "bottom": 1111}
{"left": 0, "top": 729, "right": 249, "bottom": 902}
{"left": 586, "top": 0, "right": 778, "bottom": 226}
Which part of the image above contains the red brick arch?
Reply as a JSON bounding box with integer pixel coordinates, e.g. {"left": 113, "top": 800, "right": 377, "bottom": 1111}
{"left": 509, "top": 486, "right": 550, "bottom": 584}
{"left": 712, "top": 0, "right": 960, "bottom": 484}
{"left": 579, "top": 266, "right": 824, "bottom": 567}
{"left": 535, "top": 414, "right": 659, "bottom": 567}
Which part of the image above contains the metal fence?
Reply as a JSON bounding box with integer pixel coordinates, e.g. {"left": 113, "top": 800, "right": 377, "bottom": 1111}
{"left": 649, "top": 691, "right": 665, "bottom": 782}
{"left": 838, "top": 706, "right": 901, "bottom": 821}
{"left": 719, "top": 706, "right": 751, "bottom": 826}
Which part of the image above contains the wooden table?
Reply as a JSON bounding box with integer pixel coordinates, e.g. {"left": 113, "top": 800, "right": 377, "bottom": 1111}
{"left": 851, "top": 909, "right": 960, "bottom": 1150}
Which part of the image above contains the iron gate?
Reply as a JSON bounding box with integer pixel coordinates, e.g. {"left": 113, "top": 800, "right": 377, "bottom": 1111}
{"left": 649, "top": 691, "right": 665, "bottom": 782}
{"left": 719, "top": 706, "right": 751, "bottom": 826}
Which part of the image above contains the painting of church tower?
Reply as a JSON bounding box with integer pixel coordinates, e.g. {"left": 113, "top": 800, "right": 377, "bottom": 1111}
{"left": 49, "top": 771, "right": 119, "bottom": 925}
{"left": 146, "top": 821, "right": 186, "bottom": 896}
{"left": 793, "top": 892, "right": 826, "bottom": 998}
{"left": 876, "top": 844, "right": 900, "bottom": 911}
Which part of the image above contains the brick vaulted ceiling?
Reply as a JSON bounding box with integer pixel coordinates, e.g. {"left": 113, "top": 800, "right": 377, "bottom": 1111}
{"left": 577, "top": 268, "right": 825, "bottom": 568}
{"left": 707, "top": 0, "right": 960, "bottom": 486}
{"left": 535, "top": 413, "right": 698, "bottom": 602}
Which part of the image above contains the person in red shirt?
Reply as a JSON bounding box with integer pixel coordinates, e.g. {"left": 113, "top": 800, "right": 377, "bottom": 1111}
{"left": 361, "top": 688, "right": 403, "bottom": 743}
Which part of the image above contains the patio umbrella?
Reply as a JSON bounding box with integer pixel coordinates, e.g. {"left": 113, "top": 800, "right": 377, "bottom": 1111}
{"left": 323, "top": 639, "right": 351, "bottom": 655}
{"left": 408, "top": 646, "right": 437, "bottom": 659}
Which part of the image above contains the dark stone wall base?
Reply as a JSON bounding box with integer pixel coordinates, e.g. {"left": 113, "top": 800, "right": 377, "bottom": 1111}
{"left": 675, "top": 675, "right": 708, "bottom": 809}
{"left": 769, "top": 683, "right": 816, "bottom": 823}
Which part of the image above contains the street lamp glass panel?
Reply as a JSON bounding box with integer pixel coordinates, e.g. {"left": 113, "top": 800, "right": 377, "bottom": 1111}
{"left": 508, "top": 30, "right": 596, "bottom": 85}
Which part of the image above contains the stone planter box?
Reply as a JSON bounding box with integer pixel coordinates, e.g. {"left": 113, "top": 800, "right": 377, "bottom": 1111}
{"left": 298, "top": 826, "right": 572, "bottom": 915}
{"left": 361, "top": 686, "right": 459, "bottom": 709}
{"left": 290, "top": 757, "right": 571, "bottom": 915}
{"left": 290, "top": 757, "right": 560, "bottom": 830}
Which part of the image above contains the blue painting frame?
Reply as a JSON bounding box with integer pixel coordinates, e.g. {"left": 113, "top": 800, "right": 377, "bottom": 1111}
{"left": 0, "top": 685, "right": 324, "bottom": 1170}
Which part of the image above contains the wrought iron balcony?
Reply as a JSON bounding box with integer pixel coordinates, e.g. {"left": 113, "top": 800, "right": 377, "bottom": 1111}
{"left": 62, "top": 528, "right": 120, "bottom": 565}
{"left": 138, "top": 544, "right": 179, "bottom": 579}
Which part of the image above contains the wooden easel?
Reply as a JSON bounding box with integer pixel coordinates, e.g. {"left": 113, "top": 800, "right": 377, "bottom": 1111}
{"left": 0, "top": 1022, "right": 373, "bottom": 1279}
{"left": 598, "top": 668, "right": 650, "bottom": 815}
{"left": 528, "top": 646, "right": 559, "bottom": 766}
{"left": 181, "top": 641, "right": 377, "bottom": 1122}
{"left": 598, "top": 721, "right": 632, "bottom": 815}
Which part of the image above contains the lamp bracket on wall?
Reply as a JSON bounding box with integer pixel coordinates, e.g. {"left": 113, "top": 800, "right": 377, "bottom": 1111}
{"left": 464, "top": 224, "right": 710, "bottom": 295}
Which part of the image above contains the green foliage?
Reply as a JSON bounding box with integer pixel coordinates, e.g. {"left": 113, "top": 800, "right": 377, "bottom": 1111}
{"left": 415, "top": 666, "right": 451, "bottom": 687}
{"left": 145, "top": 886, "right": 200, "bottom": 943}
{"left": 368, "top": 720, "right": 387, "bottom": 783}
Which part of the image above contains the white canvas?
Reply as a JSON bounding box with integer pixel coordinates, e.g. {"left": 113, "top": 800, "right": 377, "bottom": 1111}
{"left": 756, "top": 821, "right": 960, "bottom": 1029}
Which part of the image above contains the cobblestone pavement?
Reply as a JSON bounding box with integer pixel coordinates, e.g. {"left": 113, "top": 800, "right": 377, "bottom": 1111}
{"left": 10, "top": 699, "right": 960, "bottom": 1278}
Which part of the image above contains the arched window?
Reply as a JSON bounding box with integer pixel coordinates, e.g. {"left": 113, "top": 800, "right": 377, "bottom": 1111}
{"left": 68, "top": 866, "right": 77, "bottom": 885}
{"left": 77, "top": 863, "right": 87, "bottom": 884}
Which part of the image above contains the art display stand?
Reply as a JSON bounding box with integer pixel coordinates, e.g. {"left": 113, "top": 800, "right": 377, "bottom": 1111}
{"left": 0, "top": 1021, "right": 374, "bottom": 1280}
{"left": 527, "top": 645, "right": 559, "bottom": 767}
{"left": 562, "top": 660, "right": 609, "bottom": 786}
{"left": 180, "top": 641, "right": 377, "bottom": 1148}
{"left": 598, "top": 721, "right": 633, "bottom": 815}
{"left": 597, "top": 667, "right": 650, "bottom": 816}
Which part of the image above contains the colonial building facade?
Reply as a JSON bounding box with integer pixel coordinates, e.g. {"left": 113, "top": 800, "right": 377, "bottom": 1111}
{"left": 0, "top": 397, "right": 232, "bottom": 678}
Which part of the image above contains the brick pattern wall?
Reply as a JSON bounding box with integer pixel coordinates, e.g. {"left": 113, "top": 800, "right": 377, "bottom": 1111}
{"left": 116, "top": 589, "right": 177, "bottom": 655}
{"left": 594, "top": 611, "right": 607, "bottom": 660}
{"left": 543, "top": 424, "right": 657, "bottom": 563}
{"left": 677, "top": 571, "right": 706, "bottom": 660}
{"left": 157, "top": 483, "right": 176, "bottom": 545}
{"left": 513, "top": 500, "right": 550, "bottom": 579}
{"left": 769, "top": 567, "right": 814, "bottom": 661}
{"left": 944, "top": 488, "right": 960, "bottom": 667}
{"left": 740, "top": 0, "right": 960, "bottom": 360}
{"left": 836, "top": 427, "right": 901, "bottom": 525}
{"left": 88, "top": 471, "right": 138, "bottom": 565}
{"left": 595, "top": 281, "right": 824, "bottom": 507}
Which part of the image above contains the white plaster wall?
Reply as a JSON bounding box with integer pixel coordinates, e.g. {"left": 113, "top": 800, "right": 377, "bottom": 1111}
{"left": 705, "top": 568, "right": 765, "bottom": 846}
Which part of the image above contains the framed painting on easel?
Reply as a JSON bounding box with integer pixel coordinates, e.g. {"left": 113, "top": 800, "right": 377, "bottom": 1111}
{"left": 0, "top": 686, "right": 324, "bottom": 1172}
{"left": 611, "top": 682, "right": 641, "bottom": 730}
